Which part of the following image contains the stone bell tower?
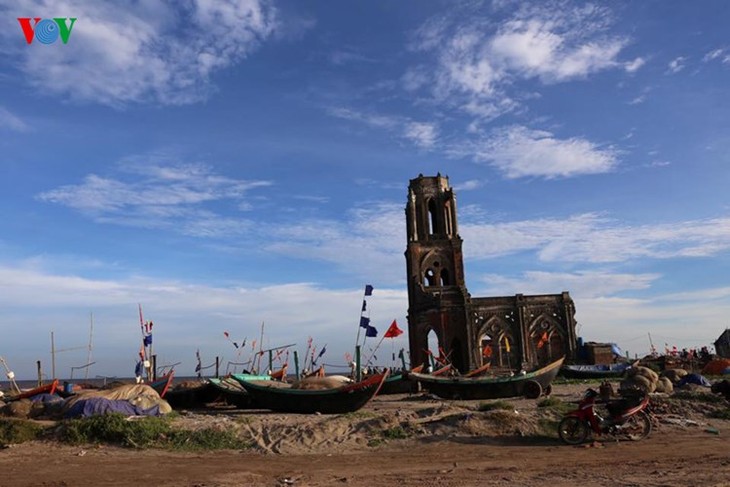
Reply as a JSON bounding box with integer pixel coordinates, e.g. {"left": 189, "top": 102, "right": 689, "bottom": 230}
{"left": 405, "top": 174, "right": 578, "bottom": 373}
{"left": 405, "top": 174, "right": 472, "bottom": 372}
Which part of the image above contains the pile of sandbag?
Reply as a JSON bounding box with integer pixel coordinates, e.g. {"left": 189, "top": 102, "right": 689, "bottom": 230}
{"left": 660, "top": 368, "right": 688, "bottom": 384}
{"left": 620, "top": 365, "right": 674, "bottom": 394}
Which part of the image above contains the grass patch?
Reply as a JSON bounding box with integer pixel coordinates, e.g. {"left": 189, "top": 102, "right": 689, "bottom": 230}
{"left": 381, "top": 426, "right": 409, "bottom": 440}
{"left": 57, "top": 413, "right": 249, "bottom": 450}
{"left": 709, "top": 409, "right": 730, "bottom": 420}
{"left": 536, "top": 418, "right": 560, "bottom": 438}
{"left": 0, "top": 419, "right": 46, "bottom": 445}
{"left": 537, "top": 397, "right": 575, "bottom": 415}
{"left": 477, "top": 400, "right": 514, "bottom": 412}
{"left": 342, "top": 411, "right": 378, "bottom": 420}
{"left": 367, "top": 438, "right": 384, "bottom": 447}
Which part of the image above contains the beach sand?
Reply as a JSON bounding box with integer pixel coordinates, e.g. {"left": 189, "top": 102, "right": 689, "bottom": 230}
{"left": 1, "top": 382, "right": 729, "bottom": 487}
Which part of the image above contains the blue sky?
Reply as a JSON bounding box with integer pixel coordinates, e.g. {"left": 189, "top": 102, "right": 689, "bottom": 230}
{"left": 1, "top": 0, "right": 729, "bottom": 380}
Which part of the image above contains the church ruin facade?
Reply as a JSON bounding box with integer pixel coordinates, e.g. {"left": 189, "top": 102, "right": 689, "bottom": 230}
{"left": 405, "top": 174, "right": 578, "bottom": 372}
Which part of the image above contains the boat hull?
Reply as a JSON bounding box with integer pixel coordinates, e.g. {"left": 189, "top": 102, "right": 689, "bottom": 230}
{"left": 164, "top": 380, "right": 220, "bottom": 409}
{"left": 560, "top": 363, "right": 631, "bottom": 380}
{"left": 408, "top": 357, "right": 564, "bottom": 400}
{"left": 239, "top": 372, "right": 388, "bottom": 414}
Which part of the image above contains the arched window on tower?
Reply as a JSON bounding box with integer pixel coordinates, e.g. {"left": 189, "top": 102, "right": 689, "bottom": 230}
{"left": 424, "top": 268, "right": 436, "bottom": 286}
{"left": 440, "top": 268, "right": 450, "bottom": 286}
{"left": 428, "top": 199, "right": 438, "bottom": 236}
{"left": 444, "top": 200, "right": 453, "bottom": 236}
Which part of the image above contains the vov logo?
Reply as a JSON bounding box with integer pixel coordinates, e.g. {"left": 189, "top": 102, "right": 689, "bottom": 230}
{"left": 18, "top": 18, "right": 77, "bottom": 45}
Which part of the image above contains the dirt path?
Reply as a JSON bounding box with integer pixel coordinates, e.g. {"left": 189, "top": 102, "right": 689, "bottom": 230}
{"left": 1, "top": 424, "right": 729, "bottom": 487}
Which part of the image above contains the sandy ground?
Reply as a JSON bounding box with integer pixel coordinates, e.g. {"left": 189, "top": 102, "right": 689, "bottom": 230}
{"left": 1, "top": 382, "right": 729, "bottom": 487}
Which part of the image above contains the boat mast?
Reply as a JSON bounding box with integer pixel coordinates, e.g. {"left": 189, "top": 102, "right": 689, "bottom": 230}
{"left": 85, "top": 312, "right": 94, "bottom": 380}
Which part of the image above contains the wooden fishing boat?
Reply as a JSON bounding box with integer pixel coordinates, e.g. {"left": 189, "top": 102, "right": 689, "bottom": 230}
{"left": 148, "top": 371, "right": 175, "bottom": 398}
{"left": 210, "top": 374, "right": 271, "bottom": 409}
{"left": 560, "top": 362, "right": 632, "bottom": 379}
{"left": 238, "top": 371, "right": 389, "bottom": 414}
{"left": 164, "top": 379, "right": 220, "bottom": 409}
{"left": 269, "top": 364, "right": 288, "bottom": 381}
{"left": 378, "top": 365, "right": 423, "bottom": 395}
{"left": 7, "top": 379, "right": 59, "bottom": 401}
{"left": 407, "top": 357, "right": 564, "bottom": 400}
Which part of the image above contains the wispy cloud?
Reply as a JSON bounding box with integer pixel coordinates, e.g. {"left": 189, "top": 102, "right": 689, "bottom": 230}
{"left": 449, "top": 125, "right": 618, "bottom": 179}
{"left": 0, "top": 106, "right": 30, "bottom": 132}
{"left": 0, "top": 0, "right": 278, "bottom": 106}
{"left": 703, "top": 48, "right": 730, "bottom": 64}
{"left": 667, "top": 56, "right": 687, "bottom": 74}
{"left": 624, "top": 57, "right": 646, "bottom": 73}
{"left": 328, "top": 107, "right": 439, "bottom": 150}
{"left": 475, "top": 270, "right": 659, "bottom": 299}
{"left": 37, "top": 153, "right": 272, "bottom": 237}
{"left": 461, "top": 213, "right": 730, "bottom": 263}
{"left": 407, "top": 2, "right": 633, "bottom": 120}
{"left": 403, "top": 122, "right": 438, "bottom": 148}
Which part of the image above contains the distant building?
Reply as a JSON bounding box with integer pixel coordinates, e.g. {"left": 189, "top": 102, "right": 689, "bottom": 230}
{"left": 715, "top": 329, "right": 730, "bottom": 358}
{"left": 405, "top": 174, "right": 578, "bottom": 373}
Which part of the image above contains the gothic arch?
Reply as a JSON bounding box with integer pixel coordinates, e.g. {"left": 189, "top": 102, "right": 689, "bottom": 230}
{"left": 476, "top": 316, "right": 518, "bottom": 368}
{"left": 420, "top": 250, "right": 454, "bottom": 289}
{"left": 528, "top": 313, "right": 565, "bottom": 365}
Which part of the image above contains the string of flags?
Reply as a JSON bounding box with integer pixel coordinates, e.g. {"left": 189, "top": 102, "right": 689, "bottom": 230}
{"left": 359, "top": 284, "right": 378, "bottom": 338}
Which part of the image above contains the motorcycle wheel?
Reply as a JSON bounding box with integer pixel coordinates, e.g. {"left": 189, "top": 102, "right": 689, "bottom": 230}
{"left": 558, "top": 416, "right": 589, "bottom": 445}
{"left": 623, "top": 411, "right": 652, "bottom": 441}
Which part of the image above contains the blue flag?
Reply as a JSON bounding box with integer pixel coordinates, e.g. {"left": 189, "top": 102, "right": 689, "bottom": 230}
{"left": 365, "top": 325, "right": 378, "bottom": 337}
{"left": 143, "top": 334, "right": 153, "bottom": 346}
{"left": 364, "top": 284, "right": 373, "bottom": 296}
{"left": 360, "top": 316, "right": 370, "bottom": 328}
{"left": 361, "top": 300, "right": 367, "bottom": 312}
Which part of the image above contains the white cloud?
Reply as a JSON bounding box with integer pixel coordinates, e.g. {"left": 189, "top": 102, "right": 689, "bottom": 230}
{"left": 265, "top": 203, "right": 405, "bottom": 282}
{"left": 328, "top": 107, "right": 439, "bottom": 151}
{"left": 624, "top": 57, "right": 646, "bottom": 73}
{"left": 0, "top": 0, "right": 278, "bottom": 106}
{"left": 451, "top": 125, "right": 618, "bottom": 179}
{"left": 475, "top": 270, "right": 659, "bottom": 299}
{"left": 0, "top": 262, "right": 410, "bottom": 379}
{"left": 460, "top": 213, "right": 730, "bottom": 263}
{"left": 703, "top": 49, "right": 724, "bottom": 62}
{"left": 0, "top": 106, "right": 30, "bottom": 132}
{"left": 37, "top": 153, "right": 272, "bottom": 236}
{"left": 404, "top": 122, "right": 438, "bottom": 149}
{"left": 667, "top": 56, "right": 687, "bottom": 74}
{"left": 408, "top": 3, "right": 632, "bottom": 119}
{"left": 453, "top": 179, "right": 484, "bottom": 191}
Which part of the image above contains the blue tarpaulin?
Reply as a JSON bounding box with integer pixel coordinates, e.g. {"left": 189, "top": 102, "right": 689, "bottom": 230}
{"left": 676, "top": 373, "right": 712, "bottom": 388}
{"left": 64, "top": 397, "right": 163, "bottom": 418}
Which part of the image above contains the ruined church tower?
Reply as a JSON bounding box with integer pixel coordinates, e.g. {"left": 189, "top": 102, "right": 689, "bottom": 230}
{"left": 405, "top": 174, "right": 578, "bottom": 373}
{"left": 405, "top": 174, "right": 472, "bottom": 372}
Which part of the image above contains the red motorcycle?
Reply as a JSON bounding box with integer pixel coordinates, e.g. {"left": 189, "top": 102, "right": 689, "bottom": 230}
{"left": 558, "top": 388, "right": 652, "bottom": 444}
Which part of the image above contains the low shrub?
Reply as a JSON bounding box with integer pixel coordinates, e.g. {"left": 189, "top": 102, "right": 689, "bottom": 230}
{"left": 477, "top": 400, "right": 514, "bottom": 412}
{"left": 0, "top": 419, "right": 46, "bottom": 445}
{"left": 58, "top": 413, "right": 249, "bottom": 450}
{"left": 381, "top": 426, "right": 408, "bottom": 440}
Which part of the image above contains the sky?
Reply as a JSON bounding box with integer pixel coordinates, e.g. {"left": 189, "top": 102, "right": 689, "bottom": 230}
{"left": 1, "top": 0, "right": 729, "bottom": 380}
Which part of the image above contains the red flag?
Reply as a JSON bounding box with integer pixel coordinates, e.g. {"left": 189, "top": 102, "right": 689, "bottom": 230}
{"left": 537, "top": 332, "right": 549, "bottom": 349}
{"left": 224, "top": 331, "right": 230, "bottom": 338}
{"left": 383, "top": 320, "right": 403, "bottom": 338}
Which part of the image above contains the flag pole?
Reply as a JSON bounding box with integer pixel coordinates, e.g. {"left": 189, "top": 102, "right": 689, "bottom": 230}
{"left": 354, "top": 286, "right": 369, "bottom": 353}
{"left": 363, "top": 333, "right": 387, "bottom": 367}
